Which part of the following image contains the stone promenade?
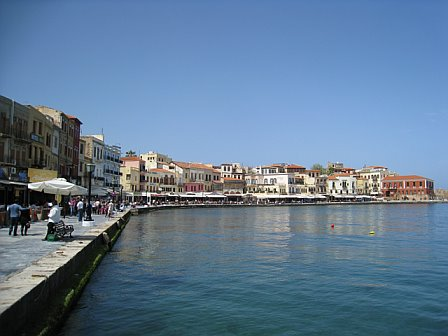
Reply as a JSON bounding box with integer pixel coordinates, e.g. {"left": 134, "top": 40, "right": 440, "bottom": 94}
{"left": 0, "top": 213, "right": 113, "bottom": 283}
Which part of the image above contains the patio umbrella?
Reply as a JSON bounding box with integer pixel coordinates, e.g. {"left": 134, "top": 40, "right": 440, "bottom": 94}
{"left": 28, "top": 178, "right": 88, "bottom": 196}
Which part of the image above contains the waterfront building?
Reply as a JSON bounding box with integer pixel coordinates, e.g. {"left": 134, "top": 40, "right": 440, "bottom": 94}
{"left": 120, "top": 156, "right": 145, "bottom": 197}
{"left": 357, "top": 165, "right": 392, "bottom": 196}
{"left": 245, "top": 164, "right": 298, "bottom": 196}
{"left": 0, "top": 96, "right": 31, "bottom": 204}
{"left": 327, "top": 173, "right": 357, "bottom": 196}
{"left": 285, "top": 164, "right": 306, "bottom": 174}
{"left": 381, "top": 175, "right": 435, "bottom": 201}
{"left": 220, "top": 163, "right": 246, "bottom": 180}
{"left": 356, "top": 176, "right": 369, "bottom": 195}
{"left": 81, "top": 135, "right": 105, "bottom": 189}
{"left": 304, "top": 169, "right": 321, "bottom": 194}
{"left": 148, "top": 168, "right": 177, "bottom": 193}
{"left": 327, "top": 162, "right": 344, "bottom": 174}
{"left": 104, "top": 144, "right": 121, "bottom": 194}
{"left": 223, "top": 177, "right": 245, "bottom": 195}
{"left": 140, "top": 151, "right": 172, "bottom": 171}
{"left": 35, "top": 106, "right": 81, "bottom": 183}
{"left": 170, "top": 161, "right": 219, "bottom": 193}
{"left": 316, "top": 174, "right": 328, "bottom": 194}
{"left": 27, "top": 106, "right": 55, "bottom": 173}
{"left": 78, "top": 138, "right": 89, "bottom": 188}
{"left": 0, "top": 96, "right": 31, "bottom": 183}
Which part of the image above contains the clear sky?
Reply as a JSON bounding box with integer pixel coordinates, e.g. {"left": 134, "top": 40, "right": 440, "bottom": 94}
{"left": 1, "top": 0, "right": 447, "bottom": 188}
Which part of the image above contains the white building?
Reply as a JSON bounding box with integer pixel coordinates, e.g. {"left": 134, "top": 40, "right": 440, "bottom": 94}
{"left": 220, "top": 163, "right": 246, "bottom": 180}
{"left": 327, "top": 174, "right": 357, "bottom": 196}
{"left": 140, "top": 151, "right": 172, "bottom": 171}
{"left": 104, "top": 144, "right": 121, "bottom": 191}
{"left": 356, "top": 165, "right": 391, "bottom": 196}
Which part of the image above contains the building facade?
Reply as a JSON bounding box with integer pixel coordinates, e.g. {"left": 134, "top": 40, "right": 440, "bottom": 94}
{"left": 381, "top": 175, "right": 435, "bottom": 200}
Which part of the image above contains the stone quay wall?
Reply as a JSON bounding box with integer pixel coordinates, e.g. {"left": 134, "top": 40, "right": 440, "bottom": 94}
{"left": 0, "top": 210, "right": 131, "bottom": 336}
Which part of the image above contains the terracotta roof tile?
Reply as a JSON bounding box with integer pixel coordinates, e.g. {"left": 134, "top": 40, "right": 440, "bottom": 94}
{"left": 150, "top": 168, "right": 173, "bottom": 174}
{"left": 121, "top": 156, "right": 142, "bottom": 161}
{"left": 383, "top": 175, "right": 430, "bottom": 181}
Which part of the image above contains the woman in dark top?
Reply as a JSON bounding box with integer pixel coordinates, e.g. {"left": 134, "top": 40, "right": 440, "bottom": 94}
{"left": 20, "top": 207, "right": 31, "bottom": 236}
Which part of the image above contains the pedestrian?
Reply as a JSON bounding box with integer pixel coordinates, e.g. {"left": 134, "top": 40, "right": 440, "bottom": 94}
{"left": 20, "top": 206, "right": 31, "bottom": 236}
{"left": 76, "top": 198, "right": 84, "bottom": 222}
{"left": 106, "top": 200, "right": 114, "bottom": 218}
{"left": 94, "top": 200, "right": 100, "bottom": 215}
{"left": 43, "top": 200, "right": 61, "bottom": 240}
{"left": 69, "top": 197, "right": 76, "bottom": 217}
{"left": 7, "top": 199, "right": 28, "bottom": 236}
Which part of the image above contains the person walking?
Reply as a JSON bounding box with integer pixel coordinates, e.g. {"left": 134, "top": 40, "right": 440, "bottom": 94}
{"left": 69, "top": 198, "right": 76, "bottom": 217}
{"left": 20, "top": 206, "right": 31, "bottom": 236}
{"left": 7, "top": 199, "right": 28, "bottom": 236}
{"left": 106, "top": 200, "right": 114, "bottom": 218}
{"left": 43, "top": 200, "right": 61, "bottom": 240}
{"left": 76, "top": 198, "right": 84, "bottom": 222}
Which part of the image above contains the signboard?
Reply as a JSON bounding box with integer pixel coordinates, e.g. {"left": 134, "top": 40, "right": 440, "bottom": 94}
{"left": 28, "top": 168, "right": 58, "bottom": 182}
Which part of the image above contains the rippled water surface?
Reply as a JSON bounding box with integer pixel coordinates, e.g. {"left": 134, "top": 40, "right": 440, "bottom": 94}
{"left": 61, "top": 204, "right": 448, "bottom": 335}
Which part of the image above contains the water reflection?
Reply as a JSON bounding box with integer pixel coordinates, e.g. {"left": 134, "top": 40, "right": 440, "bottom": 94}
{"left": 61, "top": 203, "right": 448, "bottom": 336}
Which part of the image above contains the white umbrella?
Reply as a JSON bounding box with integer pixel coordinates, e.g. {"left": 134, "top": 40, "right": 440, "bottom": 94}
{"left": 28, "top": 178, "right": 88, "bottom": 196}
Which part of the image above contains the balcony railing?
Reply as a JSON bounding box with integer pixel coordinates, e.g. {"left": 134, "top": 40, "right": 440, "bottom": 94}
{"left": 0, "top": 122, "right": 12, "bottom": 137}
{"left": 13, "top": 129, "right": 31, "bottom": 142}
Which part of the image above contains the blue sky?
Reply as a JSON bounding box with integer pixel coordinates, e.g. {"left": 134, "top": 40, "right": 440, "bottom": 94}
{"left": 1, "top": 0, "right": 447, "bottom": 188}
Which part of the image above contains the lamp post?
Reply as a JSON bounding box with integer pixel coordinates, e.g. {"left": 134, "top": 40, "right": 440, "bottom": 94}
{"left": 85, "top": 163, "right": 96, "bottom": 221}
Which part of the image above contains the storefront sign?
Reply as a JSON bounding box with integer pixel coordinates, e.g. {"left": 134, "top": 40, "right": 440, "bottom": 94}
{"left": 28, "top": 168, "right": 58, "bottom": 182}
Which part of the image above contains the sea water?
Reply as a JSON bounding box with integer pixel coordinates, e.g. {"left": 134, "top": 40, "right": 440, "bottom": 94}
{"left": 60, "top": 204, "right": 448, "bottom": 335}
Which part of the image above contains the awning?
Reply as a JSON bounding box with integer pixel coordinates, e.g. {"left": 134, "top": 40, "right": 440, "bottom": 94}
{"left": 314, "top": 194, "right": 327, "bottom": 199}
{"left": 0, "top": 180, "right": 28, "bottom": 186}
{"left": 205, "top": 193, "right": 227, "bottom": 198}
{"left": 333, "top": 194, "right": 356, "bottom": 198}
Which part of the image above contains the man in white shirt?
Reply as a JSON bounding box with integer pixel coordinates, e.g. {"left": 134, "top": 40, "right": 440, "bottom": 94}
{"left": 76, "top": 198, "right": 84, "bottom": 222}
{"left": 43, "top": 200, "right": 61, "bottom": 240}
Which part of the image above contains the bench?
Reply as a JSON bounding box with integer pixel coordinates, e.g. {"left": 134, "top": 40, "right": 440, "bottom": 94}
{"left": 54, "top": 220, "right": 74, "bottom": 239}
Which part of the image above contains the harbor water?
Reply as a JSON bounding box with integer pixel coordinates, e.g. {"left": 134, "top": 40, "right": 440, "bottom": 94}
{"left": 60, "top": 204, "right": 448, "bottom": 335}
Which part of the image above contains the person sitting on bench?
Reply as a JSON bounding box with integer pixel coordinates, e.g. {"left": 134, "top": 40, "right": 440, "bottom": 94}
{"left": 43, "top": 200, "right": 60, "bottom": 241}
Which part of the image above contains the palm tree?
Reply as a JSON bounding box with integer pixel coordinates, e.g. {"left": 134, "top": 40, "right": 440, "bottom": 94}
{"left": 125, "top": 150, "right": 136, "bottom": 157}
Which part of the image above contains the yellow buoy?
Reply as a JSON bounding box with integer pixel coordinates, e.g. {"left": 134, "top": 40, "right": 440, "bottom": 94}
{"left": 369, "top": 231, "right": 375, "bottom": 235}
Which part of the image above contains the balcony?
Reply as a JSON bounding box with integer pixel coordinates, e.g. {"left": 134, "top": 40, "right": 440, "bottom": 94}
{"left": 0, "top": 122, "right": 12, "bottom": 137}
{"left": 0, "top": 156, "right": 15, "bottom": 166}
{"left": 13, "top": 129, "right": 31, "bottom": 143}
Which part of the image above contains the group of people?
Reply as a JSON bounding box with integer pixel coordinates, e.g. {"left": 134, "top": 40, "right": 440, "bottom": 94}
{"left": 6, "top": 200, "right": 31, "bottom": 236}
{"left": 6, "top": 199, "right": 62, "bottom": 240}
{"left": 6, "top": 197, "right": 124, "bottom": 240}
{"left": 68, "top": 197, "right": 117, "bottom": 222}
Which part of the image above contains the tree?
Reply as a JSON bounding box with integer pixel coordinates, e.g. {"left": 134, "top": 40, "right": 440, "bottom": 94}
{"left": 125, "top": 150, "right": 136, "bottom": 157}
{"left": 311, "top": 163, "right": 325, "bottom": 174}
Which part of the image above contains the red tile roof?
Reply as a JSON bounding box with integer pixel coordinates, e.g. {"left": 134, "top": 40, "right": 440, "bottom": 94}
{"left": 173, "top": 161, "right": 214, "bottom": 170}
{"left": 383, "top": 175, "right": 430, "bottom": 181}
{"left": 150, "top": 168, "right": 173, "bottom": 174}
{"left": 65, "top": 114, "right": 83, "bottom": 124}
{"left": 121, "top": 156, "right": 141, "bottom": 161}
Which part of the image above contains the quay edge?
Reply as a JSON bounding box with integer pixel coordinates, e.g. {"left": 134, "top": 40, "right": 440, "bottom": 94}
{"left": 132, "top": 199, "right": 448, "bottom": 214}
{"left": 0, "top": 210, "right": 131, "bottom": 336}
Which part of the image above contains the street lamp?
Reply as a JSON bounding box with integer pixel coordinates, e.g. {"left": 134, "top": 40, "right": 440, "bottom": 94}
{"left": 85, "top": 163, "right": 96, "bottom": 221}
